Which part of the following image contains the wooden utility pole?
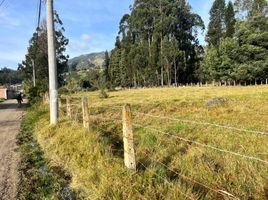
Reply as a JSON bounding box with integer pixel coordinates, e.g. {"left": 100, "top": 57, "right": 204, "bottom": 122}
{"left": 46, "top": 0, "right": 58, "bottom": 125}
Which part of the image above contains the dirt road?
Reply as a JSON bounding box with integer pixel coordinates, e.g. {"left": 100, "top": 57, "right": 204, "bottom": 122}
{"left": 0, "top": 99, "right": 26, "bottom": 200}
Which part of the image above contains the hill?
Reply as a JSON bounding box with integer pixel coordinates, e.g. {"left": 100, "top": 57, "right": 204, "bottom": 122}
{"left": 68, "top": 52, "right": 106, "bottom": 71}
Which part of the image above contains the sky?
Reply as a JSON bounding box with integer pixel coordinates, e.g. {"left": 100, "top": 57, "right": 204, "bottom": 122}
{"left": 0, "top": 0, "right": 213, "bottom": 69}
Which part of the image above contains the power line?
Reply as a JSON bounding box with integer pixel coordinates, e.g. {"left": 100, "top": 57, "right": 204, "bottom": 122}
{"left": 37, "top": 0, "right": 42, "bottom": 30}
{"left": 35, "top": 0, "right": 42, "bottom": 30}
{"left": 0, "top": 0, "right": 6, "bottom": 7}
{"left": 0, "top": 0, "right": 8, "bottom": 14}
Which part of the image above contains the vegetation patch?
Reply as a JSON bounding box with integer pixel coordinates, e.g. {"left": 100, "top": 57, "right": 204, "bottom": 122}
{"left": 60, "top": 86, "right": 268, "bottom": 199}
{"left": 33, "top": 86, "right": 268, "bottom": 199}
{"left": 17, "top": 105, "right": 75, "bottom": 200}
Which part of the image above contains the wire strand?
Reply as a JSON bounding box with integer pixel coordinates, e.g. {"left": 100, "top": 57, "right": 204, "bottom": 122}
{"left": 138, "top": 161, "right": 197, "bottom": 200}
{"left": 133, "top": 123, "right": 268, "bottom": 165}
{"left": 141, "top": 157, "right": 237, "bottom": 199}
{"left": 134, "top": 112, "right": 268, "bottom": 135}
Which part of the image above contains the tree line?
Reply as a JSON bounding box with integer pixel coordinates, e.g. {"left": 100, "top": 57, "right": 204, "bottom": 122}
{"left": 104, "top": 0, "right": 268, "bottom": 88}
{"left": 0, "top": 67, "right": 23, "bottom": 85}
{"left": 18, "top": 12, "right": 69, "bottom": 97}
{"left": 18, "top": 0, "right": 268, "bottom": 96}
{"left": 104, "top": 0, "right": 205, "bottom": 88}
{"left": 202, "top": 0, "right": 268, "bottom": 84}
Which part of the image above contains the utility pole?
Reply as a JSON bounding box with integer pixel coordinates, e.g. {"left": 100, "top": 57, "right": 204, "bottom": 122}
{"left": 31, "top": 59, "right": 36, "bottom": 87}
{"left": 46, "top": 0, "right": 58, "bottom": 125}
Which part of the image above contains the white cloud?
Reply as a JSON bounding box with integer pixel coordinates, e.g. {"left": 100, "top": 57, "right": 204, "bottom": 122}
{"left": 69, "top": 34, "right": 91, "bottom": 52}
{"left": 67, "top": 32, "right": 116, "bottom": 58}
{"left": 81, "top": 34, "right": 91, "bottom": 42}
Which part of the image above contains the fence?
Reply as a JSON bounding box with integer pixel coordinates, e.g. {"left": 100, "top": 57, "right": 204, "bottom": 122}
{"left": 158, "top": 79, "right": 268, "bottom": 88}
{"left": 57, "top": 96, "right": 268, "bottom": 199}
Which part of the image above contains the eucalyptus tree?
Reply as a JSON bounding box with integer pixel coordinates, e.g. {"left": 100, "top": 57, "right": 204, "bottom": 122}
{"left": 106, "top": 0, "right": 204, "bottom": 87}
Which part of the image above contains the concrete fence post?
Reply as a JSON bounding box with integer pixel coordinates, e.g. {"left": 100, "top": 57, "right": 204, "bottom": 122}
{"left": 82, "top": 97, "right": 90, "bottom": 130}
{"left": 122, "top": 104, "right": 136, "bottom": 171}
{"left": 58, "top": 98, "right": 62, "bottom": 108}
{"left": 266, "top": 79, "right": 268, "bottom": 85}
{"left": 43, "top": 92, "right": 49, "bottom": 104}
{"left": 66, "top": 96, "right": 72, "bottom": 119}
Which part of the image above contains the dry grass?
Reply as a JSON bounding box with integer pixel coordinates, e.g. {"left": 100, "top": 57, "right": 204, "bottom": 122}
{"left": 35, "top": 86, "right": 268, "bottom": 199}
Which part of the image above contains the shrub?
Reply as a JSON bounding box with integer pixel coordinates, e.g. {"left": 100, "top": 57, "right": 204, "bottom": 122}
{"left": 99, "top": 89, "right": 109, "bottom": 99}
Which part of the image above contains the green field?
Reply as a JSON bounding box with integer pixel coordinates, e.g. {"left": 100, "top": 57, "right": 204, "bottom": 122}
{"left": 34, "top": 86, "right": 268, "bottom": 199}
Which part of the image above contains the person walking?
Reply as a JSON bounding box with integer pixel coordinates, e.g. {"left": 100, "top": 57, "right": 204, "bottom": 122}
{"left": 16, "top": 93, "right": 23, "bottom": 106}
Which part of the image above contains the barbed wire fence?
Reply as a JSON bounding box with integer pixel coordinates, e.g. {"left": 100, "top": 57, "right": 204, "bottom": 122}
{"left": 57, "top": 96, "right": 268, "bottom": 199}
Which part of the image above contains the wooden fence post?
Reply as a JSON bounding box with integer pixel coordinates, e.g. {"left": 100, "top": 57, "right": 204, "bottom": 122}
{"left": 122, "top": 104, "right": 136, "bottom": 171}
{"left": 66, "top": 96, "right": 72, "bottom": 119}
{"left": 266, "top": 78, "right": 268, "bottom": 85}
{"left": 82, "top": 97, "right": 90, "bottom": 130}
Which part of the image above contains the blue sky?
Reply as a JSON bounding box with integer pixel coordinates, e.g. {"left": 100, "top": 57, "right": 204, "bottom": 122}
{"left": 0, "top": 0, "right": 213, "bottom": 69}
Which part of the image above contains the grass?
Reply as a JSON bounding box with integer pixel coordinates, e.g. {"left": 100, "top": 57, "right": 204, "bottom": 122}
{"left": 0, "top": 98, "right": 5, "bottom": 103}
{"left": 17, "top": 105, "right": 75, "bottom": 200}
{"left": 34, "top": 86, "right": 268, "bottom": 199}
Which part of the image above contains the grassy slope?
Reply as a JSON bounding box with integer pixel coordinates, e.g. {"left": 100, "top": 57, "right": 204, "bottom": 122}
{"left": 36, "top": 86, "right": 268, "bottom": 199}
{"left": 17, "top": 105, "right": 74, "bottom": 200}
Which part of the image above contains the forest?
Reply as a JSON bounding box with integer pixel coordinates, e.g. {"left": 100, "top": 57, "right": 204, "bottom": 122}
{"left": 105, "top": 0, "right": 268, "bottom": 88}
{"left": 18, "top": 0, "right": 268, "bottom": 94}
{"left": 0, "top": 67, "right": 23, "bottom": 85}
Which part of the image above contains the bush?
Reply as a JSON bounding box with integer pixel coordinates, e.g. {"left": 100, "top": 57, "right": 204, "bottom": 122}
{"left": 99, "top": 89, "right": 109, "bottom": 99}
{"left": 28, "top": 86, "right": 41, "bottom": 105}
{"left": 58, "top": 87, "right": 69, "bottom": 95}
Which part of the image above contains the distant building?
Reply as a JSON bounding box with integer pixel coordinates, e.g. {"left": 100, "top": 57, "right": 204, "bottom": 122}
{"left": 0, "top": 84, "right": 23, "bottom": 99}
{"left": 0, "top": 86, "right": 8, "bottom": 99}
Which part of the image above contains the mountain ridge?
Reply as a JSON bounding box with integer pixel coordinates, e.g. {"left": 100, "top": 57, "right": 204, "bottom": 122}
{"left": 68, "top": 51, "right": 106, "bottom": 71}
